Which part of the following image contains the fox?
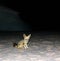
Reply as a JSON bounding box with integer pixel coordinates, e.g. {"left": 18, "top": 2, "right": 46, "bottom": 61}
{"left": 13, "top": 34, "right": 31, "bottom": 49}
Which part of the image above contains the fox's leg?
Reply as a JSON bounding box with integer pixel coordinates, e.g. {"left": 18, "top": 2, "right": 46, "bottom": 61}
{"left": 24, "top": 43, "right": 28, "bottom": 49}
{"left": 17, "top": 44, "right": 24, "bottom": 48}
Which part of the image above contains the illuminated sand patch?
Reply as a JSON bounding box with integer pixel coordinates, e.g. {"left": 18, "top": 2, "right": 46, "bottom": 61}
{"left": 0, "top": 32, "right": 60, "bottom": 61}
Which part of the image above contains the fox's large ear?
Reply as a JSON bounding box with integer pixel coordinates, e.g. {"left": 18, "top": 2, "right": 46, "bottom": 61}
{"left": 28, "top": 34, "right": 31, "bottom": 37}
{"left": 23, "top": 34, "right": 27, "bottom": 38}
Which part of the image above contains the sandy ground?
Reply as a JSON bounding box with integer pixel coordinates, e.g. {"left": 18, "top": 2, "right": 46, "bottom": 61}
{"left": 0, "top": 32, "right": 60, "bottom": 61}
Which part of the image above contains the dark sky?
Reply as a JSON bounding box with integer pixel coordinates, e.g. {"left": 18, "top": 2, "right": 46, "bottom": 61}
{"left": 0, "top": 1, "right": 59, "bottom": 31}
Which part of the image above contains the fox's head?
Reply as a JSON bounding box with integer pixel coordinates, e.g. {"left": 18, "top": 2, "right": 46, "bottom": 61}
{"left": 23, "top": 34, "right": 31, "bottom": 40}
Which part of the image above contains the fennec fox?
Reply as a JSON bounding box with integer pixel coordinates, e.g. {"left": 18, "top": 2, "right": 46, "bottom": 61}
{"left": 13, "top": 34, "right": 31, "bottom": 49}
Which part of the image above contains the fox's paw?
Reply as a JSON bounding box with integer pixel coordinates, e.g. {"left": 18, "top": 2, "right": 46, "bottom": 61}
{"left": 24, "top": 46, "right": 28, "bottom": 49}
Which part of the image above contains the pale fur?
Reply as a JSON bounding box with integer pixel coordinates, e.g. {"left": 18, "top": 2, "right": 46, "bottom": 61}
{"left": 15, "top": 34, "right": 31, "bottom": 49}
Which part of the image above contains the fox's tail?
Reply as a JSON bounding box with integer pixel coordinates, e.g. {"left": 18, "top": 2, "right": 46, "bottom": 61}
{"left": 13, "top": 43, "right": 17, "bottom": 47}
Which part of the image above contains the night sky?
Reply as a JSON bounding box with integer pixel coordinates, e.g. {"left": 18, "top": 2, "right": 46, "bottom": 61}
{"left": 0, "top": 1, "right": 59, "bottom": 31}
